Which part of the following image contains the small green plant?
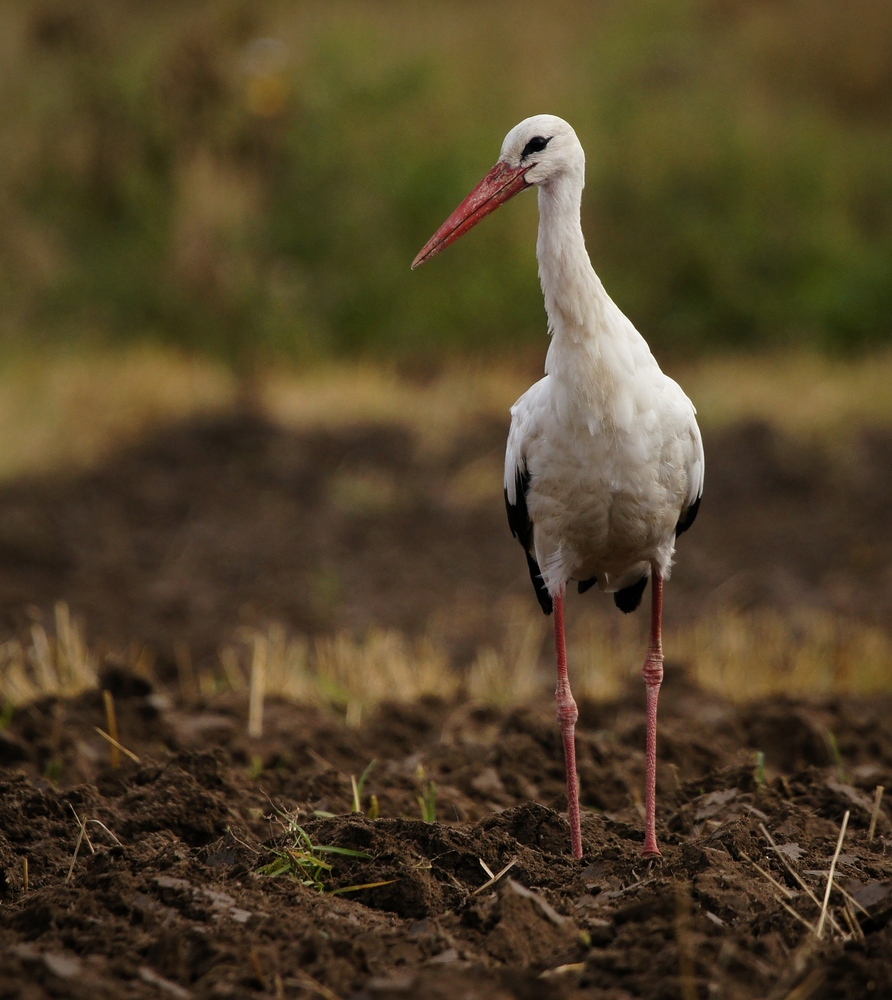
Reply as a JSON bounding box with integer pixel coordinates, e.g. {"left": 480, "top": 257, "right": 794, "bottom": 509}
{"left": 416, "top": 765, "right": 437, "bottom": 824}
{"left": 43, "top": 758, "right": 63, "bottom": 784}
{"left": 258, "top": 821, "right": 372, "bottom": 892}
{"left": 259, "top": 806, "right": 395, "bottom": 895}
{"left": 351, "top": 759, "right": 379, "bottom": 818}
{"left": 0, "top": 701, "right": 13, "bottom": 730}
{"left": 824, "top": 729, "right": 847, "bottom": 782}
{"left": 754, "top": 751, "right": 766, "bottom": 787}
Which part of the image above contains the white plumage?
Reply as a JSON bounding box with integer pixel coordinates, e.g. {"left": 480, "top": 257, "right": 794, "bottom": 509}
{"left": 503, "top": 290, "right": 703, "bottom": 599}
{"left": 413, "top": 114, "right": 703, "bottom": 861}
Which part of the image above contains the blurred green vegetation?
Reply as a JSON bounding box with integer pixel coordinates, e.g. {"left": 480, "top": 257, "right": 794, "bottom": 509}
{"left": 1, "top": 0, "right": 890, "bottom": 365}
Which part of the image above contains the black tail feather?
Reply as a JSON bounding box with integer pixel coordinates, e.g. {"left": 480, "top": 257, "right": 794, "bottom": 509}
{"left": 614, "top": 575, "right": 648, "bottom": 613}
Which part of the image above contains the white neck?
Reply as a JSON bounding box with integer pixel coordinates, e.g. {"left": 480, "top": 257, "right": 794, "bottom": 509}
{"left": 537, "top": 176, "right": 602, "bottom": 331}
{"left": 536, "top": 174, "right": 655, "bottom": 389}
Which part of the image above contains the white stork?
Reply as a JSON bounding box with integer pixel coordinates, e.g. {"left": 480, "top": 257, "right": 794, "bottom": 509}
{"left": 412, "top": 115, "right": 703, "bottom": 860}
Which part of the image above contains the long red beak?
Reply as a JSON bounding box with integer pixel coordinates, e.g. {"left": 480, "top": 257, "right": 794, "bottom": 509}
{"left": 411, "top": 161, "right": 530, "bottom": 269}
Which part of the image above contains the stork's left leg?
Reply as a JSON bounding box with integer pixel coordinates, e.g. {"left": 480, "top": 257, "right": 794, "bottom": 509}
{"left": 553, "top": 589, "right": 583, "bottom": 860}
{"left": 641, "top": 570, "right": 664, "bottom": 857}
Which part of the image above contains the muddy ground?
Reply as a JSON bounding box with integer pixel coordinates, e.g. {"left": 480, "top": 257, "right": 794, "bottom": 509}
{"left": 0, "top": 410, "right": 890, "bottom": 998}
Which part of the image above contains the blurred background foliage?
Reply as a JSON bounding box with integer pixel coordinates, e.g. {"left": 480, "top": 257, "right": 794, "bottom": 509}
{"left": 1, "top": 0, "right": 890, "bottom": 366}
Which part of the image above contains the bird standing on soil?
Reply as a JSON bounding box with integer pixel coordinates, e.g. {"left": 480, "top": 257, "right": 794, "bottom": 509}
{"left": 412, "top": 115, "right": 703, "bottom": 860}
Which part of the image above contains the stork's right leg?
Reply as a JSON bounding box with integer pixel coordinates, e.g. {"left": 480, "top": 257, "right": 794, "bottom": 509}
{"left": 553, "top": 590, "right": 583, "bottom": 860}
{"left": 641, "top": 571, "right": 664, "bottom": 857}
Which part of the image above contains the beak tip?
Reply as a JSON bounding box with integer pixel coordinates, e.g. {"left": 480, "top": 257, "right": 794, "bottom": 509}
{"left": 411, "top": 247, "right": 434, "bottom": 270}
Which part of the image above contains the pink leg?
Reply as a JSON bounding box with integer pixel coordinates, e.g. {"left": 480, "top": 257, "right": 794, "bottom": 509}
{"left": 553, "top": 591, "right": 583, "bottom": 860}
{"left": 642, "top": 571, "right": 664, "bottom": 857}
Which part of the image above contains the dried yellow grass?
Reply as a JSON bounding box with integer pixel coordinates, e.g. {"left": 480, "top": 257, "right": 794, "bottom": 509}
{"left": 0, "top": 604, "right": 98, "bottom": 704}
{"left": 678, "top": 608, "right": 892, "bottom": 699}
{"left": 259, "top": 359, "right": 526, "bottom": 458}
{"left": 1, "top": 603, "right": 889, "bottom": 712}
{"left": 4, "top": 345, "right": 892, "bottom": 484}
{"left": 218, "top": 606, "right": 892, "bottom": 718}
{"left": 678, "top": 348, "right": 892, "bottom": 438}
{"left": 258, "top": 349, "right": 892, "bottom": 455}
{"left": 0, "top": 347, "right": 235, "bottom": 482}
{"left": 231, "top": 623, "right": 460, "bottom": 728}
{"left": 465, "top": 613, "right": 549, "bottom": 705}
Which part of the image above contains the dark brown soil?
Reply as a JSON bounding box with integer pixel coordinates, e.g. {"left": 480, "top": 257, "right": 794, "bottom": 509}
{"left": 0, "top": 677, "right": 890, "bottom": 999}
{"left": 0, "top": 411, "right": 891, "bottom": 998}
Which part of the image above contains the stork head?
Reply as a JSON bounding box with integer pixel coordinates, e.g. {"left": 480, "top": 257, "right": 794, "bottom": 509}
{"left": 497, "top": 114, "right": 583, "bottom": 186}
{"left": 412, "top": 115, "right": 582, "bottom": 268}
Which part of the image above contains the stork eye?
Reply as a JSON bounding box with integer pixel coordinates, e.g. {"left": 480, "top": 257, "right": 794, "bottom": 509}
{"left": 521, "top": 135, "right": 551, "bottom": 158}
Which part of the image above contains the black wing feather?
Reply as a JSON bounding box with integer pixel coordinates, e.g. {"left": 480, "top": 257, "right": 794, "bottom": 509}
{"left": 505, "top": 465, "right": 553, "bottom": 616}
{"left": 675, "top": 494, "right": 701, "bottom": 537}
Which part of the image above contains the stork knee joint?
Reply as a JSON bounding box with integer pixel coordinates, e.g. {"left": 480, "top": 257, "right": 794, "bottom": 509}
{"left": 642, "top": 653, "right": 663, "bottom": 689}
{"left": 556, "top": 696, "right": 578, "bottom": 728}
{"left": 557, "top": 705, "right": 578, "bottom": 728}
